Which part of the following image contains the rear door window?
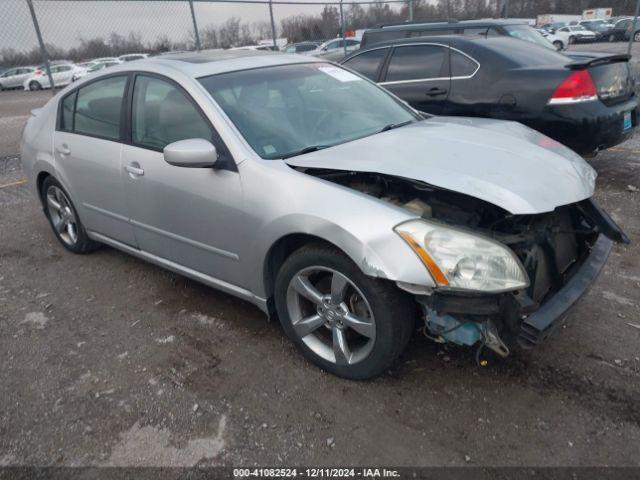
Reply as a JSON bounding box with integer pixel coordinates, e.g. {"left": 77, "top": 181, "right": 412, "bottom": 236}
{"left": 342, "top": 48, "right": 388, "bottom": 81}
{"left": 385, "top": 45, "right": 447, "bottom": 82}
{"left": 73, "top": 75, "right": 127, "bottom": 140}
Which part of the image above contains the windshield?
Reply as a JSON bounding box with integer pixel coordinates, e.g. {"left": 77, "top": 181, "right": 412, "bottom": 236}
{"left": 199, "top": 63, "right": 418, "bottom": 159}
{"left": 504, "top": 25, "right": 555, "bottom": 50}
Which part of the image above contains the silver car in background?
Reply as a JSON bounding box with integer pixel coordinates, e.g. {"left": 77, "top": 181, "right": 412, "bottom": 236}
{"left": 20, "top": 50, "right": 627, "bottom": 379}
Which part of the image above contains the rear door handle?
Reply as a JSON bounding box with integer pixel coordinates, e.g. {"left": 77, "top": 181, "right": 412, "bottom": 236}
{"left": 426, "top": 87, "right": 448, "bottom": 97}
{"left": 125, "top": 164, "right": 144, "bottom": 177}
{"left": 56, "top": 144, "right": 71, "bottom": 155}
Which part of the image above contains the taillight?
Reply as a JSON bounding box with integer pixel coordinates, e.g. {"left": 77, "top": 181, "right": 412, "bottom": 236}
{"left": 548, "top": 70, "right": 598, "bottom": 105}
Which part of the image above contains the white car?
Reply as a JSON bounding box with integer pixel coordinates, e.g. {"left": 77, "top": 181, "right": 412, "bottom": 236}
{"left": 229, "top": 45, "right": 278, "bottom": 52}
{"left": 118, "top": 53, "right": 149, "bottom": 62}
{"left": 0, "top": 66, "right": 36, "bottom": 90}
{"left": 23, "top": 64, "right": 82, "bottom": 91}
{"left": 307, "top": 38, "right": 361, "bottom": 56}
{"left": 536, "top": 29, "right": 566, "bottom": 50}
{"left": 556, "top": 25, "right": 597, "bottom": 44}
{"left": 72, "top": 60, "right": 121, "bottom": 81}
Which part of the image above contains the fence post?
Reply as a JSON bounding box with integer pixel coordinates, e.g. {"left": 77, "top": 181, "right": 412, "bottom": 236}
{"left": 269, "top": 0, "right": 277, "bottom": 48}
{"left": 188, "top": 0, "right": 201, "bottom": 50}
{"left": 627, "top": 0, "right": 640, "bottom": 56}
{"left": 501, "top": 0, "right": 509, "bottom": 18}
{"left": 408, "top": 0, "right": 413, "bottom": 22}
{"left": 340, "top": 0, "right": 346, "bottom": 58}
{"left": 25, "top": 0, "right": 55, "bottom": 96}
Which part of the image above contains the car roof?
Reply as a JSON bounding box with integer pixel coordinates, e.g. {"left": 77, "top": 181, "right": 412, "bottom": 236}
{"left": 101, "top": 49, "right": 324, "bottom": 79}
{"left": 354, "top": 33, "right": 491, "bottom": 51}
{"left": 368, "top": 18, "right": 528, "bottom": 32}
{"left": 345, "top": 34, "right": 568, "bottom": 66}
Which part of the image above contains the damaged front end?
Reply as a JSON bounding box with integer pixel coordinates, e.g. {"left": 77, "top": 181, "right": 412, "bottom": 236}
{"left": 302, "top": 168, "right": 629, "bottom": 358}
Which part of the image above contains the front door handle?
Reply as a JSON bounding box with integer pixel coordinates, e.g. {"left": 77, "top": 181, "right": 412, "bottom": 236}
{"left": 426, "top": 87, "right": 448, "bottom": 97}
{"left": 125, "top": 164, "right": 144, "bottom": 177}
{"left": 56, "top": 144, "right": 71, "bottom": 155}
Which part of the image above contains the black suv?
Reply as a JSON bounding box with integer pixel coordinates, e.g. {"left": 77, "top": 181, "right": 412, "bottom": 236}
{"left": 360, "top": 19, "right": 556, "bottom": 50}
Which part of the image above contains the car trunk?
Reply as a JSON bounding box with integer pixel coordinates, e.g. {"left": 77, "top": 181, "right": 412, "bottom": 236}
{"left": 570, "top": 54, "right": 634, "bottom": 105}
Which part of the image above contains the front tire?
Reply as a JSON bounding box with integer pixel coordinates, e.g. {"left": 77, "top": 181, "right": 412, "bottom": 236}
{"left": 274, "top": 244, "right": 415, "bottom": 380}
{"left": 41, "top": 177, "right": 100, "bottom": 253}
{"left": 553, "top": 40, "right": 563, "bottom": 50}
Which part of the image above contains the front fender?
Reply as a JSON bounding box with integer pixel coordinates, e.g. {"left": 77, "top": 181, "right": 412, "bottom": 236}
{"left": 248, "top": 213, "right": 436, "bottom": 299}
{"left": 239, "top": 159, "right": 437, "bottom": 299}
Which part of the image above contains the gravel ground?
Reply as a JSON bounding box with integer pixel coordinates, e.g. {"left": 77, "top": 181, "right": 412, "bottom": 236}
{"left": 1, "top": 43, "right": 640, "bottom": 468}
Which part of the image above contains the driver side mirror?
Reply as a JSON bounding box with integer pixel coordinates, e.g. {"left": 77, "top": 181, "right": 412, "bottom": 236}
{"left": 163, "top": 138, "right": 219, "bottom": 168}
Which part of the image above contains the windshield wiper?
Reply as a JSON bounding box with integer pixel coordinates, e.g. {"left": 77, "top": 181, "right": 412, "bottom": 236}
{"left": 280, "top": 145, "right": 329, "bottom": 159}
{"left": 378, "top": 120, "right": 413, "bottom": 133}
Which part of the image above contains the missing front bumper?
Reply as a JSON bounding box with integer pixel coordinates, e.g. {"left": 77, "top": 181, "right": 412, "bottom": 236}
{"left": 518, "top": 234, "right": 613, "bottom": 348}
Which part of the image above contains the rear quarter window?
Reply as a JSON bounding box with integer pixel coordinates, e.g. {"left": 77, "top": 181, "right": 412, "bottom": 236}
{"left": 451, "top": 51, "right": 479, "bottom": 77}
{"left": 343, "top": 48, "right": 388, "bottom": 81}
{"left": 60, "top": 91, "right": 77, "bottom": 131}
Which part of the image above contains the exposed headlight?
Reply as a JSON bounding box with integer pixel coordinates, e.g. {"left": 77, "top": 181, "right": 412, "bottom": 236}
{"left": 395, "top": 219, "right": 529, "bottom": 293}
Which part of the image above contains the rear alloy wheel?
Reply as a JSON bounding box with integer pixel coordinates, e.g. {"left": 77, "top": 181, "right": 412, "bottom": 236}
{"left": 42, "top": 177, "right": 100, "bottom": 253}
{"left": 29, "top": 81, "right": 42, "bottom": 91}
{"left": 275, "top": 244, "right": 415, "bottom": 379}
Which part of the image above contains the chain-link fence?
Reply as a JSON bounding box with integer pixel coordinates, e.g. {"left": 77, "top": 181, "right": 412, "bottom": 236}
{"left": 2, "top": 0, "right": 640, "bottom": 93}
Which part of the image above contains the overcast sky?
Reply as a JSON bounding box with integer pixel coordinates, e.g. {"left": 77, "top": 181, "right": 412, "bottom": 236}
{"left": 1, "top": 0, "right": 392, "bottom": 51}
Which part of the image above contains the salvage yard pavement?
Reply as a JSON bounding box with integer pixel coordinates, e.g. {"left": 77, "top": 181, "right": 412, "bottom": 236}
{"left": 1, "top": 58, "right": 640, "bottom": 467}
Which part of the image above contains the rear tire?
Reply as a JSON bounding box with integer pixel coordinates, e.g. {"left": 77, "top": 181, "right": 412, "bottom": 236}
{"left": 634, "top": 32, "right": 640, "bottom": 42}
{"left": 274, "top": 244, "right": 415, "bottom": 380}
{"left": 552, "top": 40, "right": 563, "bottom": 50}
{"left": 29, "top": 81, "right": 41, "bottom": 91}
{"left": 41, "top": 177, "right": 100, "bottom": 254}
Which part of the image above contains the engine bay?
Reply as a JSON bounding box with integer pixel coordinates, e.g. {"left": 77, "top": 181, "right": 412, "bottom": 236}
{"left": 299, "top": 167, "right": 605, "bottom": 356}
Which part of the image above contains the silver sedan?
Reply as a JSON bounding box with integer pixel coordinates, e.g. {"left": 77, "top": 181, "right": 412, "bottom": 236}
{"left": 21, "top": 50, "right": 626, "bottom": 379}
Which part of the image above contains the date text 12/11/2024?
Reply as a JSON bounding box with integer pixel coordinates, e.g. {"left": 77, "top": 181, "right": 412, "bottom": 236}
{"left": 233, "top": 468, "right": 401, "bottom": 478}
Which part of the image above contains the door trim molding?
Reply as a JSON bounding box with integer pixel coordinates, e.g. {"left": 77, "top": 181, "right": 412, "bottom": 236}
{"left": 83, "top": 202, "right": 240, "bottom": 261}
{"left": 130, "top": 219, "right": 240, "bottom": 261}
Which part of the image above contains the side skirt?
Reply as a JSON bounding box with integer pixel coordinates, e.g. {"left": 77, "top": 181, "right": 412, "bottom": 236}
{"left": 87, "top": 231, "right": 269, "bottom": 314}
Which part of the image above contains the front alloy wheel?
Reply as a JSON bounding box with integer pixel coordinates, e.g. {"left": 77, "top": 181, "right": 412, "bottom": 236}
{"left": 634, "top": 32, "right": 640, "bottom": 42}
{"left": 275, "top": 244, "right": 415, "bottom": 379}
{"left": 286, "top": 266, "right": 376, "bottom": 366}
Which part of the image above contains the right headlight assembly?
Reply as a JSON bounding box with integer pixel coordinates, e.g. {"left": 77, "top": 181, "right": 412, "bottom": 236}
{"left": 394, "top": 219, "right": 529, "bottom": 293}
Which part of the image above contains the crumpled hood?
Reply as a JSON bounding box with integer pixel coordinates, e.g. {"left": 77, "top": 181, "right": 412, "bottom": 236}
{"left": 286, "top": 117, "right": 596, "bottom": 215}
